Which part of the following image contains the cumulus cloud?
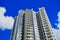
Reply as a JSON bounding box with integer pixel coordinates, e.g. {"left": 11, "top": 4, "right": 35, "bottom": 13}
{"left": 53, "top": 28, "right": 60, "bottom": 40}
{"left": 54, "top": 11, "right": 60, "bottom": 40}
{"left": 0, "top": 7, "right": 14, "bottom": 30}
{"left": 57, "top": 12, "right": 60, "bottom": 29}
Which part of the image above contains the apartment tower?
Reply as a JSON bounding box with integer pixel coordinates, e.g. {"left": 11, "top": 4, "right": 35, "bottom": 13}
{"left": 10, "top": 7, "right": 56, "bottom": 40}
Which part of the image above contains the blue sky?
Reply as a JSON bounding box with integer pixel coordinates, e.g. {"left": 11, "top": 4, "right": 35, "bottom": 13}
{"left": 0, "top": 0, "right": 60, "bottom": 40}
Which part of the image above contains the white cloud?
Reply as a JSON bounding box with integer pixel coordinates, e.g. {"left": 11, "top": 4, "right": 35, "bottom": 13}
{"left": 57, "top": 12, "right": 60, "bottom": 29}
{"left": 54, "top": 11, "right": 60, "bottom": 40}
{"left": 53, "top": 28, "right": 60, "bottom": 40}
{"left": 0, "top": 7, "right": 14, "bottom": 30}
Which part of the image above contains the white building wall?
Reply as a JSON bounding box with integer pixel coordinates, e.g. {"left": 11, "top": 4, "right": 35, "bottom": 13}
{"left": 16, "top": 10, "right": 24, "bottom": 40}
{"left": 39, "top": 7, "right": 56, "bottom": 40}
{"left": 32, "top": 10, "right": 40, "bottom": 40}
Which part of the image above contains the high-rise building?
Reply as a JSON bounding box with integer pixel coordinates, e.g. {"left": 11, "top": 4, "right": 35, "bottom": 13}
{"left": 10, "top": 7, "right": 56, "bottom": 40}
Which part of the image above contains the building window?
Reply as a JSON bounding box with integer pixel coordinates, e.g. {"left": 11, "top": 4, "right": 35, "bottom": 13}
{"left": 46, "top": 32, "right": 51, "bottom": 35}
{"left": 47, "top": 35, "right": 52, "bottom": 38}
{"left": 46, "top": 29, "right": 50, "bottom": 32}
{"left": 49, "top": 38, "right": 53, "bottom": 40}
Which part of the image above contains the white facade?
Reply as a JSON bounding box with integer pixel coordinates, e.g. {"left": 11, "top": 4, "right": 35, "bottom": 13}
{"left": 39, "top": 7, "right": 56, "bottom": 40}
{"left": 11, "top": 7, "right": 56, "bottom": 40}
{"left": 24, "top": 10, "right": 34, "bottom": 40}
{"left": 32, "top": 10, "right": 40, "bottom": 40}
